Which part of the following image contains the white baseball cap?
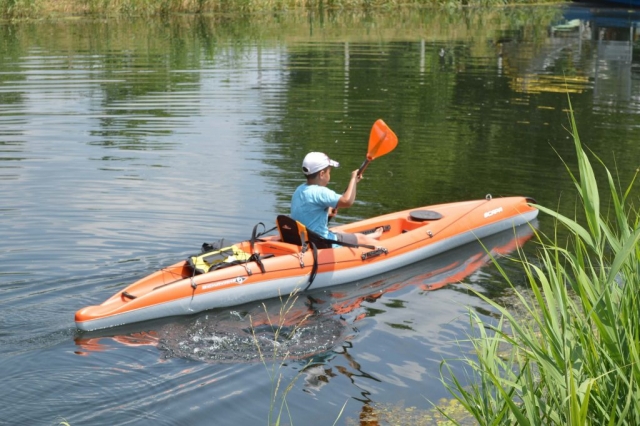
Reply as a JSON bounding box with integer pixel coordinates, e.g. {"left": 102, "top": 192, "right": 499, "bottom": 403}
{"left": 302, "top": 152, "right": 340, "bottom": 175}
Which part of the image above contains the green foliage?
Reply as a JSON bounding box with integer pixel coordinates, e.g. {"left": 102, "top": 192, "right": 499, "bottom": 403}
{"left": 1, "top": 0, "right": 564, "bottom": 19}
{"left": 441, "top": 99, "right": 640, "bottom": 424}
{"left": 0, "top": 0, "right": 39, "bottom": 18}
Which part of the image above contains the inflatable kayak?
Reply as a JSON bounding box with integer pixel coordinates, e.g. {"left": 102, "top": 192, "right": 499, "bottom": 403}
{"left": 74, "top": 223, "right": 536, "bottom": 359}
{"left": 75, "top": 195, "right": 538, "bottom": 331}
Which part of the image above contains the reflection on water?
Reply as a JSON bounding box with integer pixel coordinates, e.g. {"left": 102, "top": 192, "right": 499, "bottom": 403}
{"left": 501, "top": 4, "right": 640, "bottom": 106}
{"left": 562, "top": 5, "right": 640, "bottom": 105}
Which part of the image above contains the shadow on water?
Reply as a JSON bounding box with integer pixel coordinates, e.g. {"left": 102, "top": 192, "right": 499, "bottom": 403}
{"left": 74, "top": 222, "right": 536, "bottom": 363}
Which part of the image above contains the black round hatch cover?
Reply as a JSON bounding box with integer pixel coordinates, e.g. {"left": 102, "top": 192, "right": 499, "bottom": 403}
{"left": 409, "top": 210, "right": 443, "bottom": 221}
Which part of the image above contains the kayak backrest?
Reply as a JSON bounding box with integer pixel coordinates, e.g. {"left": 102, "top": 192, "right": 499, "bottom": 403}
{"left": 277, "top": 215, "right": 308, "bottom": 246}
{"left": 276, "top": 215, "right": 332, "bottom": 249}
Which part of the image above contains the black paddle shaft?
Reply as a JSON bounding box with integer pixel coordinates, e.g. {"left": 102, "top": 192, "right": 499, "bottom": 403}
{"left": 357, "top": 158, "right": 371, "bottom": 177}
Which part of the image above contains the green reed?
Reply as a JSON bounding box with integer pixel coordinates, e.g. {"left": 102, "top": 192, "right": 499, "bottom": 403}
{"left": 250, "top": 290, "right": 307, "bottom": 425}
{"left": 1, "top": 0, "right": 562, "bottom": 19}
{"left": 250, "top": 289, "right": 348, "bottom": 425}
{"left": 440, "top": 98, "right": 640, "bottom": 425}
{"left": 0, "top": 0, "right": 38, "bottom": 18}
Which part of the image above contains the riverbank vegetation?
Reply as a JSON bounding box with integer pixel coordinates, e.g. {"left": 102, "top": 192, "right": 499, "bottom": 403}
{"left": 2, "top": 0, "right": 562, "bottom": 19}
{"left": 442, "top": 101, "right": 640, "bottom": 424}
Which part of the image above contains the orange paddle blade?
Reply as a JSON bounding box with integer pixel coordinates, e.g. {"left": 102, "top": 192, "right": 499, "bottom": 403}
{"left": 367, "top": 119, "right": 398, "bottom": 160}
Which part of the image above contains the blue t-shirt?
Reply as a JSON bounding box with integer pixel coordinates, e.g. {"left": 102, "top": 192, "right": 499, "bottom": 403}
{"left": 291, "top": 184, "right": 341, "bottom": 239}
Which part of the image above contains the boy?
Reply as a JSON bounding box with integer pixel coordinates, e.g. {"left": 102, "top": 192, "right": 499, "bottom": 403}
{"left": 291, "top": 152, "right": 382, "bottom": 247}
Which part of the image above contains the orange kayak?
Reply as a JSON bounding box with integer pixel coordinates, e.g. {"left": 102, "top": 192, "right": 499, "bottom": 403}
{"left": 75, "top": 196, "right": 538, "bottom": 331}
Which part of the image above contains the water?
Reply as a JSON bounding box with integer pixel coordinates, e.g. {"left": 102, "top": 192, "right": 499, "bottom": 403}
{"left": 1, "top": 5, "right": 639, "bottom": 425}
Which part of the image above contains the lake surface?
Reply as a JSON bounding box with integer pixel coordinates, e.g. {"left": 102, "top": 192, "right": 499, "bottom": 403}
{"left": 1, "top": 4, "right": 639, "bottom": 425}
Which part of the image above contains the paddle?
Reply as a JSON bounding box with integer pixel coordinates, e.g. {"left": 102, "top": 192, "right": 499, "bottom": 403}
{"left": 356, "top": 118, "right": 398, "bottom": 177}
{"left": 329, "top": 119, "right": 398, "bottom": 220}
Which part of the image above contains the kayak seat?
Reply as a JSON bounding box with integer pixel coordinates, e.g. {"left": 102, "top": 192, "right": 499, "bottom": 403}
{"left": 276, "top": 215, "right": 333, "bottom": 249}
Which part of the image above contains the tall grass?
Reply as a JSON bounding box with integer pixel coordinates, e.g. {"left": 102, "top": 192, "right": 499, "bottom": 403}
{"left": 441, "top": 99, "right": 640, "bottom": 425}
{"left": 250, "top": 290, "right": 309, "bottom": 425}
{"left": 250, "top": 290, "right": 348, "bottom": 425}
{"left": 0, "top": 0, "right": 40, "bottom": 18}
{"left": 1, "top": 0, "right": 563, "bottom": 19}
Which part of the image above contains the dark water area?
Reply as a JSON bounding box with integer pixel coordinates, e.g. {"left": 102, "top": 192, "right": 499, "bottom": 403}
{"left": 1, "top": 5, "right": 639, "bottom": 425}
